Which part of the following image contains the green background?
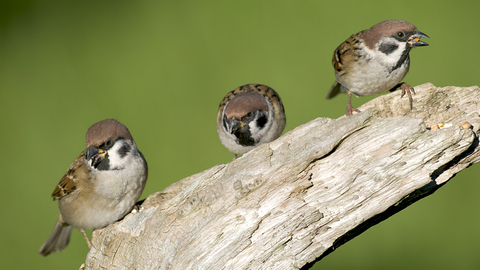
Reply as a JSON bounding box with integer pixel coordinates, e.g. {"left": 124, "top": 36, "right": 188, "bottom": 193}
{"left": 1, "top": 0, "right": 479, "bottom": 269}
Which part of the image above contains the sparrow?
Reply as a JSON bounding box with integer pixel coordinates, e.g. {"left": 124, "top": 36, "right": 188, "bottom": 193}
{"left": 38, "top": 119, "right": 148, "bottom": 256}
{"left": 326, "top": 20, "right": 429, "bottom": 115}
{"left": 217, "top": 84, "right": 286, "bottom": 160}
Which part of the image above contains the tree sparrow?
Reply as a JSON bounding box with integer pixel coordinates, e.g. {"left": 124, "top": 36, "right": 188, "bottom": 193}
{"left": 38, "top": 119, "right": 148, "bottom": 256}
{"left": 217, "top": 84, "right": 286, "bottom": 160}
{"left": 326, "top": 20, "right": 429, "bottom": 115}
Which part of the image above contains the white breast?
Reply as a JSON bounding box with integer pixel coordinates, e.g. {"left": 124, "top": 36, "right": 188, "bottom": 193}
{"left": 59, "top": 146, "right": 147, "bottom": 230}
{"left": 336, "top": 41, "right": 410, "bottom": 96}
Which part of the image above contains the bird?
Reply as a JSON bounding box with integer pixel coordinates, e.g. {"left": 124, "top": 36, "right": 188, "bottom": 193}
{"left": 217, "top": 84, "right": 286, "bottom": 160}
{"left": 38, "top": 119, "right": 148, "bottom": 256}
{"left": 326, "top": 20, "right": 429, "bottom": 115}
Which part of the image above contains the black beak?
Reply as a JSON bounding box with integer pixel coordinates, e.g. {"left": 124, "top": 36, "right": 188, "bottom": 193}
{"left": 85, "top": 146, "right": 107, "bottom": 168}
{"left": 228, "top": 119, "right": 246, "bottom": 134}
{"left": 408, "top": 30, "right": 429, "bottom": 47}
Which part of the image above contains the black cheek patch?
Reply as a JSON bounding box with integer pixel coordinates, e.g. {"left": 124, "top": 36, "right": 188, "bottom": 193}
{"left": 256, "top": 115, "right": 267, "bottom": 129}
{"left": 379, "top": 43, "right": 399, "bottom": 55}
{"left": 118, "top": 143, "right": 131, "bottom": 158}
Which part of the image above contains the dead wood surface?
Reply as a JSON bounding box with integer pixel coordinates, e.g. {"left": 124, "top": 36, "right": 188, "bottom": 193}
{"left": 84, "top": 83, "right": 480, "bottom": 270}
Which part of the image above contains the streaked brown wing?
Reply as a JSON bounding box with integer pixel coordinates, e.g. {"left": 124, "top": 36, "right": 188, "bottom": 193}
{"left": 332, "top": 32, "right": 362, "bottom": 77}
{"left": 51, "top": 150, "right": 87, "bottom": 200}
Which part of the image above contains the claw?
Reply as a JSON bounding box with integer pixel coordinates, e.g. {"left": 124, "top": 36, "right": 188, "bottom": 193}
{"left": 346, "top": 104, "right": 361, "bottom": 116}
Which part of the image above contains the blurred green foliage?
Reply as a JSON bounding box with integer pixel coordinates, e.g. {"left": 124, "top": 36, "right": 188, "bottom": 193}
{"left": 0, "top": 0, "right": 479, "bottom": 269}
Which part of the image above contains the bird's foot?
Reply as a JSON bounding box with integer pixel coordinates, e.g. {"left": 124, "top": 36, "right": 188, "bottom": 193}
{"left": 346, "top": 104, "right": 361, "bottom": 116}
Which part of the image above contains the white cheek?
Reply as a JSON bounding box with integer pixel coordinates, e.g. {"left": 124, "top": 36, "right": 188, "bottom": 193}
{"left": 93, "top": 143, "right": 146, "bottom": 200}
{"left": 107, "top": 141, "right": 133, "bottom": 170}
{"left": 249, "top": 113, "right": 274, "bottom": 142}
{"left": 374, "top": 37, "right": 407, "bottom": 66}
{"left": 249, "top": 121, "right": 262, "bottom": 139}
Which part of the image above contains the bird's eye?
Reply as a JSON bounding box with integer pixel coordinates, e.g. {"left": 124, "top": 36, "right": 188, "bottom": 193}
{"left": 246, "top": 112, "right": 253, "bottom": 118}
{"left": 396, "top": 31, "right": 405, "bottom": 38}
{"left": 105, "top": 139, "right": 113, "bottom": 147}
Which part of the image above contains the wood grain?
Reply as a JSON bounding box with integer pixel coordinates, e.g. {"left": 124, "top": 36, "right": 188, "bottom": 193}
{"left": 85, "top": 83, "right": 480, "bottom": 270}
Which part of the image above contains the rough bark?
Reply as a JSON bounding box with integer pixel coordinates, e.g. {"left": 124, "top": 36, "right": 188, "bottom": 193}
{"left": 84, "top": 83, "right": 480, "bottom": 270}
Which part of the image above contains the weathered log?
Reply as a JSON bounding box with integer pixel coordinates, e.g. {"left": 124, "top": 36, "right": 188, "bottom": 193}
{"left": 84, "top": 83, "right": 480, "bottom": 270}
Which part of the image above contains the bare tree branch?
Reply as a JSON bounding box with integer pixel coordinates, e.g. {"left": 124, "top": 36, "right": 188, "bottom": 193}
{"left": 84, "top": 83, "right": 480, "bottom": 270}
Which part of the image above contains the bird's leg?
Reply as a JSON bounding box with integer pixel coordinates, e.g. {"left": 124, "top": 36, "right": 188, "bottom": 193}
{"left": 78, "top": 228, "right": 93, "bottom": 249}
{"left": 233, "top": 154, "right": 238, "bottom": 161}
{"left": 399, "top": 82, "right": 415, "bottom": 109}
{"left": 346, "top": 90, "right": 361, "bottom": 116}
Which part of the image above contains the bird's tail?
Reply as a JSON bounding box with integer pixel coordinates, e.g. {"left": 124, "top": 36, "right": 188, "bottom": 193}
{"left": 326, "top": 81, "right": 342, "bottom": 99}
{"left": 38, "top": 219, "right": 72, "bottom": 256}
